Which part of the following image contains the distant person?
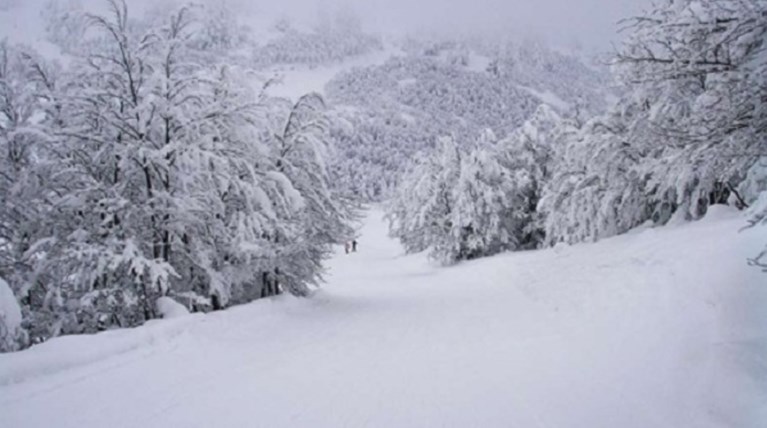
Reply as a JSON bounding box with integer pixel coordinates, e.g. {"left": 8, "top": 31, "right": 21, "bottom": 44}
{"left": 352, "top": 240, "right": 358, "bottom": 252}
{"left": 345, "top": 242, "right": 350, "bottom": 254}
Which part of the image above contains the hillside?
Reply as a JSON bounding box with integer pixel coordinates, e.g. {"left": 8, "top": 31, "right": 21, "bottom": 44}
{"left": 1, "top": 2, "right": 764, "bottom": 426}
{"left": 1, "top": 207, "right": 765, "bottom": 427}
{"left": 0, "top": 0, "right": 611, "bottom": 203}
{"left": 324, "top": 38, "right": 611, "bottom": 200}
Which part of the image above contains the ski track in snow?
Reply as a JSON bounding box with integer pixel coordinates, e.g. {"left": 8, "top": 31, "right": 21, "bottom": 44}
{"left": 1, "top": 208, "right": 766, "bottom": 427}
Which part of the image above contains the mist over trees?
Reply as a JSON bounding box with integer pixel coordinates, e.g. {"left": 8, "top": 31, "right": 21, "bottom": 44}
{"left": 325, "top": 37, "right": 610, "bottom": 201}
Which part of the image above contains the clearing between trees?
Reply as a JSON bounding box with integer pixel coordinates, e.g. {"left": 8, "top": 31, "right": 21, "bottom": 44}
{"left": 1, "top": 207, "right": 765, "bottom": 428}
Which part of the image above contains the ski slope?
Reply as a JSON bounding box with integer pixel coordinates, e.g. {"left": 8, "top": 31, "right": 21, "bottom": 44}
{"left": 1, "top": 207, "right": 766, "bottom": 428}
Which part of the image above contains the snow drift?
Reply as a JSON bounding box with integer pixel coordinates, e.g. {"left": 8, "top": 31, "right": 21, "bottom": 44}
{"left": 0, "top": 208, "right": 765, "bottom": 428}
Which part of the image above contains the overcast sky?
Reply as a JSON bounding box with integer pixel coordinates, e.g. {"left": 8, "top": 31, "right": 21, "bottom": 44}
{"left": 250, "top": 0, "right": 652, "bottom": 51}
{"left": 0, "top": 0, "right": 654, "bottom": 52}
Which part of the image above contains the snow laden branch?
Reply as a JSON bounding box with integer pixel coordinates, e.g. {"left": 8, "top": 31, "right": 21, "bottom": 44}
{"left": 0, "top": 1, "right": 355, "bottom": 351}
{"left": 386, "top": 106, "right": 561, "bottom": 265}
{"left": 386, "top": 0, "right": 766, "bottom": 270}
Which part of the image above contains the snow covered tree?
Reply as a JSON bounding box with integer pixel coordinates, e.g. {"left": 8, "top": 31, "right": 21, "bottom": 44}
{"left": 538, "top": 102, "right": 652, "bottom": 245}
{"left": 449, "top": 142, "right": 516, "bottom": 261}
{"left": 442, "top": 107, "right": 564, "bottom": 261}
{"left": 614, "top": 0, "right": 766, "bottom": 215}
{"left": 422, "top": 137, "right": 465, "bottom": 264}
{"left": 387, "top": 118, "right": 560, "bottom": 265}
{"left": 324, "top": 37, "right": 610, "bottom": 203}
{"left": 252, "top": 21, "right": 381, "bottom": 68}
{"left": 0, "top": 40, "right": 68, "bottom": 342}
{"left": 267, "top": 94, "right": 356, "bottom": 295}
{"left": 38, "top": 0, "right": 190, "bottom": 325}
{"left": 540, "top": 0, "right": 767, "bottom": 247}
{"left": 387, "top": 136, "right": 461, "bottom": 262}
{"left": 496, "top": 105, "right": 563, "bottom": 246}
{"left": 0, "top": 1, "right": 356, "bottom": 347}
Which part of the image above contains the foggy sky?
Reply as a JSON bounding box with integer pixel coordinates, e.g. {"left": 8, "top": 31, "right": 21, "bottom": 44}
{"left": 252, "top": 0, "right": 652, "bottom": 51}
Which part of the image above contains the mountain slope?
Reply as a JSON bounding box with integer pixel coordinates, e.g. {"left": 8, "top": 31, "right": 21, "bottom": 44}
{"left": 325, "top": 39, "right": 612, "bottom": 200}
{"left": 1, "top": 207, "right": 765, "bottom": 428}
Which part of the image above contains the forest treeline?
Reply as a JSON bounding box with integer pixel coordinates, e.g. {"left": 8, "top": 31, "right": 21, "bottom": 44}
{"left": 0, "top": 1, "right": 356, "bottom": 351}
{"left": 386, "top": 0, "right": 766, "bottom": 265}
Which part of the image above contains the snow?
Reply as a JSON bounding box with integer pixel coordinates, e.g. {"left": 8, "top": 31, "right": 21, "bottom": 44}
{"left": 0, "top": 0, "right": 394, "bottom": 103}
{"left": 0, "top": 0, "right": 137, "bottom": 53}
{"left": 0, "top": 278, "right": 20, "bottom": 332}
{"left": 517, "top": 84, "right": 571, "bottom": 111}
{"left": 0, "top": 314, "right": 202, "bottom": 385}
{"left": 466, "top": 52, "right": 493, "bottom": 73}
{"left": 155, "top": 297, "right": 190, "bottom": 319}
{"left": 1, "top": 208, "right": 765, "bottom": 427}
{"left": 0, "top": 0, "right": 61, "bottom": 59}
{"left": 265, "top": 170, "right": 304, "bottom": 210}
{"left": 0, "top": 278, "right": 22, "bottom": 345}
{"left": 263, "top": 45, "right": 401, "bottom": 101}
{"left": 701, "top": 203, "right": 741, "bottom": 223}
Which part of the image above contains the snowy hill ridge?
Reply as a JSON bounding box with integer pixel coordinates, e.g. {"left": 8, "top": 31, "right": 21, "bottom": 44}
{"left": 1, "top": 207, "right": 765, "bottom": 427}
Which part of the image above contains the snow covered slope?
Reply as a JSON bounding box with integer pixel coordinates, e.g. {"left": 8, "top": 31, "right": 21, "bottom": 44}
{"left": 262, "top": 44, "right": 397, "bottom": 100}
{"left": 1, "top": 207, "right": 765, "bottom": 427}
{"left": 0, "top": 0, "right": 393, "bottom": 101}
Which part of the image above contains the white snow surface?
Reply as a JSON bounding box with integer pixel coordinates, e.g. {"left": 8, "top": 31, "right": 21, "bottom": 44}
{"left": 1, "top": 208, "right": 766, "bottom": 427}
{"left": 262, "top": 46, "right": 400, "bottom": 101}
{"left": 517, "top": 84, "right": 571, "bottom": 111}
{"left": 155, "top": 297, "right": 190, "bottom": 319}
{"left": 0, "top": 278, "right": 22, "bottom": 335}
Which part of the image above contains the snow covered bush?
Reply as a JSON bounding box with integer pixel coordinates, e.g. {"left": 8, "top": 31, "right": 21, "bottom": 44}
{"left": 155, "top": 296, "right": 189, "bottom": 319}
{"left": 0, "top": 0, "right": 355, "bottom": 347}
{"left": 387, "top": 111, "right": 562, "bottom": 265}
